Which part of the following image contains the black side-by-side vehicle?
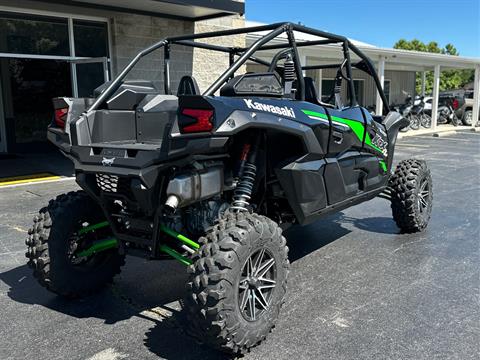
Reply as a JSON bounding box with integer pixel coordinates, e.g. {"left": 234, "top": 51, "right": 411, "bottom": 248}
{"left": 26, "top": 23, "right": 433, "bottom": 354}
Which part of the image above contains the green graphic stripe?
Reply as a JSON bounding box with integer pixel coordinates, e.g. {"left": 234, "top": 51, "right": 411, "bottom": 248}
{"left": 302, "top": 109, "right": 383, "bottom": 154}
{"left": 379, "top": 160, "right": 387, "bottom": 173}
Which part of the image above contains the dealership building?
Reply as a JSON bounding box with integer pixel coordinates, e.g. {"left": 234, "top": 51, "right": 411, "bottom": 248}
{"left": 0, "top": 0, "right": 244, "bottom": 153}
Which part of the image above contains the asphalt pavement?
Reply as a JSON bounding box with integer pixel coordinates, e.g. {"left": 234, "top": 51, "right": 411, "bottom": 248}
{"left": 0, "top": 131, "right": 479, "bottom": 360}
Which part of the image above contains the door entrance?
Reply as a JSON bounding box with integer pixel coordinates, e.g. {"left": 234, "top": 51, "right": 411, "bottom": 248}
{"left": 0, "top": 58, "right": 72, "bottom": 152}
{"left": 0, "top": 56, "right": 108, "bottom": 152}
{"left": 0, "top": 76, "right": 6, "bottom": 153}
{"left": 0, "top": 11, "right": 110, "bottom": 153}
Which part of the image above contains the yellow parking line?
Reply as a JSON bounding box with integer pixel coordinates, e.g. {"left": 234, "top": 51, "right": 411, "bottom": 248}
{"left": 0, "top": 173, "right": 61, "bottom": 186}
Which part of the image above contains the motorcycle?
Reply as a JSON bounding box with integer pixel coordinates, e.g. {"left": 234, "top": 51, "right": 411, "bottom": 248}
{"left": 397, "top": 95, "right": 420, "bottom": 132}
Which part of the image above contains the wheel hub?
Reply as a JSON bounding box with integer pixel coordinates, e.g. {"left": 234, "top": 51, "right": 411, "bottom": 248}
{"left": 238, "top": 248, "right": 277, "bottom": 321}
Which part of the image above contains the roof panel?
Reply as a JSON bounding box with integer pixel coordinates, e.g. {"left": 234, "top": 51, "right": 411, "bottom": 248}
{"left": 54, "top": 0, "right": 244, "bottom": 20}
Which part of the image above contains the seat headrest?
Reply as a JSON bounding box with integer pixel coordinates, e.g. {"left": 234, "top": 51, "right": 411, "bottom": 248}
{"left": 177, "top": 75, "right": 200, "bottom": 96}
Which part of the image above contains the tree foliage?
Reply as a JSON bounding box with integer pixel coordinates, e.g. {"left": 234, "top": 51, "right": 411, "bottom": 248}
{"left": 393, "top": 39, "right": 474, "bottom": 94}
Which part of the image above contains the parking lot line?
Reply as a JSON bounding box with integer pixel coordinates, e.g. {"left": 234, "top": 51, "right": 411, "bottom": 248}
{"left": 0, "top": 173, "right": 62, "bottom": 187}
{"left": 0, "top": 175, "right": 75, "bottom": 189}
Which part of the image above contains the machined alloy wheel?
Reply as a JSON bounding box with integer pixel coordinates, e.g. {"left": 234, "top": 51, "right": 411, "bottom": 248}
{"left": 417, "top": 177, "right": 431, "bottom": 219}
{"left": 238, "top": 248, "right": 276, "bottom": 321}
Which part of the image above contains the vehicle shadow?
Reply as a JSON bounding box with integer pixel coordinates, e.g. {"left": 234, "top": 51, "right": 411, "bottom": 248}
{"left": 333, "top": 213, "right": 400, "bottom": 235}
{"left": 0, "top": 212, "right": 397, "bottom": 359}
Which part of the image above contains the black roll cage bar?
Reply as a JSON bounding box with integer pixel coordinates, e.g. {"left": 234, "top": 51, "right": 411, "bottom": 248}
{"left": 88, "top": 22, "right": 390, "bottom": 115}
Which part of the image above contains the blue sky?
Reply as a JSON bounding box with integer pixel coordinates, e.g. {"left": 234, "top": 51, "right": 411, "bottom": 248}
{"left": 246, "top": 0, "right": 480, "bottom": 57}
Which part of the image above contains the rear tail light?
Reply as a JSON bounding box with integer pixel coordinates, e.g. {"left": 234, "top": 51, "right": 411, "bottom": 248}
{"left": 452, "top": 98, "right": 459, "bottom": 110}
{"left": 54, "top": 107, "right": 68, "bottom": 128}
{"left": 180, "top": 108, "right": 214, "bottom": 133}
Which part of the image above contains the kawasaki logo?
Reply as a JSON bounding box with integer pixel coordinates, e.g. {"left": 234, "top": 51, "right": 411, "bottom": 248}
{"left": 244, "top": 99, "right": 296, "bottom": 118}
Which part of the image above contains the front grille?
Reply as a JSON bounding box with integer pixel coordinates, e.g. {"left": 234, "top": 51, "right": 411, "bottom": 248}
{"left": 96, "top": 173, "right": 119, "bottom": 193}
{"left": 96, "top": 173, "right": 133, "bottom": 199}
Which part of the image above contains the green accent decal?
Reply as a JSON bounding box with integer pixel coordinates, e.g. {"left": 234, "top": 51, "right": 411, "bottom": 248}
{"left": 78, "top": 221, "right": 109, "bottom": 235}
{"left": 159, "top": 244, "right": 192, "bottom": 266}
{"left": 302, "top": 109, "right": 383, "bottom": 154}
{"left": 379, "top": 160, "right": 387, "bottom": 173}
{"left": 160, "top": 224, "right": 200, "bottom": 250}
{"left": 76, "top": 237, "right": 118, "bottom": 257}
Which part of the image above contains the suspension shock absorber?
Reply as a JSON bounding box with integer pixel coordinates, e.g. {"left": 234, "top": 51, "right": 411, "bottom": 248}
{"left": 231, "top": 138, "right": 260, "bottom": 212}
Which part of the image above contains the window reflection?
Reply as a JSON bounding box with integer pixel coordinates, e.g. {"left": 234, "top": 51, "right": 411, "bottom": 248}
{"left": 0, "top": 12, "right": 69, "bottom": 56}
{"left": 73, "top": 20, "right": 108, "bottom": 58}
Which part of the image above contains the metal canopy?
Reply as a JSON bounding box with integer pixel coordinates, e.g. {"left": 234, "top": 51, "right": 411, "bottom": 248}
{"left": 41, "top": 0, "right": 245, "bottom": 20}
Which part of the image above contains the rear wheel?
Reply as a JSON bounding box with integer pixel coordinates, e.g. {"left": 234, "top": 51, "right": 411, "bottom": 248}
{"left": 185, "top": 212, "right": 289, "bottom": 354}
{"left": 389, "top": 159, "right": 433, "bottom": 233}
{"left": 25, "top": 191, "right": 125, "bottom": 298}
{"left": 462, "top": 110, "right": 473, "bottom": 126}
{"left": 409, "top": 115, "right": 420, "bottom": 130}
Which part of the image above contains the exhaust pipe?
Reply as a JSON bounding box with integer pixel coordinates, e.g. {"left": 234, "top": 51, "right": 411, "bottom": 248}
{"left": 164, "top": 166, "right": 223, "bottom": 211}
{"left": 165, "top": 194, "right": 180, "bottom": 212}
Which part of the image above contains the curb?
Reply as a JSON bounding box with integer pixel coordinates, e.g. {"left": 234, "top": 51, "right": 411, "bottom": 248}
{"left": 432, "top": 131, "right": 458, "bottom": 137}
{"left": 398, "top": 127, "right": 478, "bottom": 139}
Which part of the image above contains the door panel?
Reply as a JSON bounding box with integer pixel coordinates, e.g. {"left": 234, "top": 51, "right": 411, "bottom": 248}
{"left": 360, "top": 108, "right": 389, "bottom": 185}
{"left": 327, "top": 107, "right": 366, "bottom": 156}
{"left": 323, "top": 107, "right": 367, "bottom": 205}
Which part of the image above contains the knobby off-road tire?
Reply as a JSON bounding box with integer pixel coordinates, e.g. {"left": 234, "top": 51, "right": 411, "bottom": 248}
{"left": 389, "top": 159, "right": 433, "bottom": 233}
{"left": 185, "top": 212, "right": 289, "bottom": 355}
{"left": 25, "top": 191, "right": 125, "bottom": 298}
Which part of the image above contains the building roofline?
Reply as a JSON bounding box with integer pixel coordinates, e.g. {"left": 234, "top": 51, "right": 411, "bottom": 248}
{"left": 36, "top": 0, "right": 244, "bottom": 21}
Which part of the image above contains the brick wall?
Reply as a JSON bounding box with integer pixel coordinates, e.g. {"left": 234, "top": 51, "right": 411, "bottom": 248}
{"left": 192, "top": 14, "right": 246, "bottom": 93}
{"left": 110, "top": 14, "right": 195, "bottom": 92}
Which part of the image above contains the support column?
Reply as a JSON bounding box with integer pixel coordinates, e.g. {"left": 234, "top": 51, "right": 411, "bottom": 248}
{"left": 317, "top": 69, "right": 323, "bottom": 100}
{"left": 375, "top": 56, "right": 385, "bottom": 115}
{"left": 301, "top": 55, "right": 307, "bottom": 76}
{"left": 472, "top": 64, "right": 480, "bottom": 129}
{"left": 421, "top": 71, "right": 426, "bottom": 96}
{"left": 431, "top": 64, "right": 441, "bottom": 131}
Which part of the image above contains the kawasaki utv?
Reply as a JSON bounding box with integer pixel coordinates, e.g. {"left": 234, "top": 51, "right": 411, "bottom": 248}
{"left": 26, "top": 23, "right": 433, "bottom": 355}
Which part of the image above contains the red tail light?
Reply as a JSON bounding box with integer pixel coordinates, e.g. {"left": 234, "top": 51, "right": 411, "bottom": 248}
{"left": 54, "top": 107, "right": 68, "bottom": 128}
{"left": 180, "top": 108, "right": 214, "bottom": 133}
{"left": 452, "top": 98, "right": 459, "bottom": 110}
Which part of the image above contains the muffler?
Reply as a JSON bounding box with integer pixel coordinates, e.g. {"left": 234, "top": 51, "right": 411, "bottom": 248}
{"left": 164, "top": 166, "right": 223, "bottom": 211}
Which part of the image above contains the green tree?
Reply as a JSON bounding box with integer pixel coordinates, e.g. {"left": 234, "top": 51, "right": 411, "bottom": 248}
{"left": 393, "top": 39, "right": 474, "bottom": 94}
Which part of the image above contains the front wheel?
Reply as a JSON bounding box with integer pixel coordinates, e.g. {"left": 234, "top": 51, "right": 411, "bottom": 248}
{"left": 185, "top": 212, "right": 289, "bottom": 355}
{"left": 389, "top": 159, "right": 433, "bottom": 233}
{"left": 25, "top": 191, "right": 125, "bottom": 298}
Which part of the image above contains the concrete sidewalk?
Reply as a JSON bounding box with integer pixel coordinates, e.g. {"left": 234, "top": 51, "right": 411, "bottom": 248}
{"left": 397, "top": 123, "right": 477, "bottom": 139}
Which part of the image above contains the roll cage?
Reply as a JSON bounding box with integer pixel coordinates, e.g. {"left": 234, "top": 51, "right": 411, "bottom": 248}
{"left": 89, "top": 22, "right": 390, "bottom": 115}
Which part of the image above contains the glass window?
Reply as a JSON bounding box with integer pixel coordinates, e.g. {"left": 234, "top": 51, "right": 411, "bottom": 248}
{"left": 0, "top": 12, "right": 69, "bottom": 56}
{"left": 75, "top": 62, "right": 106, "bottom": 97}
{"left": 73, "top": 20, "right": 109, "bottom": 57}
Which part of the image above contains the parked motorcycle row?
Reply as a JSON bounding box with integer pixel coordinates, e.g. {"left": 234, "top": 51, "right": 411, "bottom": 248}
{"left": 366, "top": 93, "right": 462, "bottom": 132}
{"left": 392, "top": 94, "right": 461, "bottom": 132}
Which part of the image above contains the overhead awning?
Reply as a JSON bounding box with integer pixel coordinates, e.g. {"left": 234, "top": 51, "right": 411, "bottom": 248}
{"left": 45, "top": 0, "right": 244, "bottom": 21}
